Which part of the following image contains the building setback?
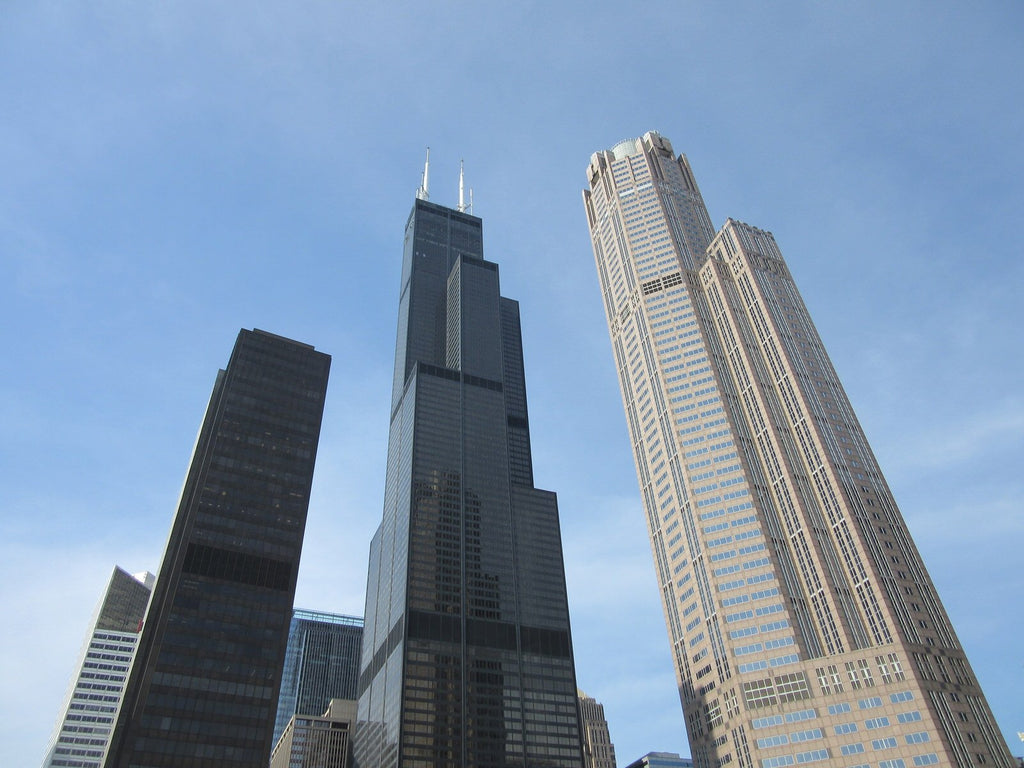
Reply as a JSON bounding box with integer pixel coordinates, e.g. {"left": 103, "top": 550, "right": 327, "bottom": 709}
{"left": 578, "top": 690, "right": 617, "bottom": 768}
{"left": 42, "top": 567, "right": 153, "bottom": 768}
{"left": 583, "top": 132, "right": 1012, "bottom": 768}
{"left": 103, "top": 328, "right": 331, "bottom": 768}
{"left": 273, "top": 610, "right": 363, "bottom": 747}
{"left": 355, "top": 194, "right": 584, "bottom": 768}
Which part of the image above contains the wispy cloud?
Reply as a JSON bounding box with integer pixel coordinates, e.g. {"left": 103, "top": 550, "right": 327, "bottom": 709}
{"left": 886, "top": 398, "right": 1024, "bottom": 476}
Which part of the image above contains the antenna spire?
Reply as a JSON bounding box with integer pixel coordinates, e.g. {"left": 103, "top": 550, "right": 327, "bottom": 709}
{"left": 416, "top": 147, "right": 430, "bottom": 200}
{"left": 458, "top": 159, "right": 467, "bottom": 212}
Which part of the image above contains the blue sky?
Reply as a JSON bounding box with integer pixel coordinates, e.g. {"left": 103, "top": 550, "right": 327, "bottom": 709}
{"left": 3, "top": 2, "right": 1022, "bottom": 765}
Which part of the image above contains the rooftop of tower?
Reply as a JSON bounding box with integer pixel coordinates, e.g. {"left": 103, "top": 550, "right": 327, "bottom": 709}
{"left": 588, "top": 131, "right": 676, "bottom": 177}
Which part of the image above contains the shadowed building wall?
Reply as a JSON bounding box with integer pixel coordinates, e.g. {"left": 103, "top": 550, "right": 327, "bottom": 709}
{"left": 355, "top": 198, "right": 584, "bottom": 768}
{"left": 103, "top": 329, "right": 330, "bottom": 768}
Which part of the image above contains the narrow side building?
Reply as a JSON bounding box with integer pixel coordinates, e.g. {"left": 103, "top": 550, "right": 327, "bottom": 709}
{"left": 578, "top": 689, "right": 617, "bottom": 768}
{"left": 42, "top": 567, "right": 153, "bottom": 768}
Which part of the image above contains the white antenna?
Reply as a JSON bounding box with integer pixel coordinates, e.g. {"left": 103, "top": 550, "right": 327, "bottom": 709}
{"left": 416, "top": 147, "right": 430, "bottom": 200}
{"left": 469, "top": 188, "right": 474, "bottom": 215}
{"left": 458, "top": 159, "right": 467, "bottom": 212}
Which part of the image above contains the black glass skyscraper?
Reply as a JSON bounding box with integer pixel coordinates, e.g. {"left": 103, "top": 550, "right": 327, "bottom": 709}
{"left": 355, "top": 198, "right": 584, "bottom": 768}
{"left": 103, "top": 328, "right": 331, "bottom": 768}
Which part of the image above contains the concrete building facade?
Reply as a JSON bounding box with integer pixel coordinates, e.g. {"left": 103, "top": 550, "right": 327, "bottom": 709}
{"left": 271, "top": 699, "right": 356, "bottom": 768}
{"left": 583, "top": 132, "right": 1011, "bottom": 768}
{"left": 578, "top": 689, "right": 617, "bottom": 768}
{"left": 42, "top": 567, "right": 153, "bottom": 768}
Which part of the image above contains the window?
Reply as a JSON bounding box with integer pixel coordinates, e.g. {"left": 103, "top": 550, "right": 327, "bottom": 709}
{"left": 856, "top": 659, "right": 872, "bottom": 688}
{"left": 743, "top": 678, "right": 777, "bottom": 709}
{"left": 789, "top": 729, "right": 822, "bottom": 743}
{"left": 845, "top": 661, "right": 861, "bottom": 689}
{"left": 889, "top": 653, "right": 905, "bottom": 681}
{"left": 784, "top": 709, "right": 816, "bottom": 724}
{"left": 775, "top": 673, "right": 811, "bottom": 702}
{"left": 794, "top": 749, "right": 828, "bottom": 764}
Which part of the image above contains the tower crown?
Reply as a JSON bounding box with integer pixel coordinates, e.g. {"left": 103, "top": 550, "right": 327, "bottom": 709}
{"left": 415, "top": 148, "right": 473, "bottom": 213}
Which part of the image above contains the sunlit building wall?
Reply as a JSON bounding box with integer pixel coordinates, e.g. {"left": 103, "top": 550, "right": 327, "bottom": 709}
{"left": 41, "top": 568, "right": 153, "bottom": 768}
{"left": 583, "top": 131, "right": 1011, "bottom": 768}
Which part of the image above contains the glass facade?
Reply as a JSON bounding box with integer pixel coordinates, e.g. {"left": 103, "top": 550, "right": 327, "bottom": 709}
{"left": 103, "top": 329, "right": 331, "bottom": 768}
{"left": 355, "top": 199, "right": 584, "bottom": 768}
{"left": 583, "top": 132, "right": 1013, "bottom": 768}
{"left": 272, "top": 610, "right": 363, "bottom": 746}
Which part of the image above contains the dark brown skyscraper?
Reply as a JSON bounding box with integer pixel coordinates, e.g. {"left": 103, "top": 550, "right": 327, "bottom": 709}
{"left": 103, "top": 328, "right": 330, "bottom": 768}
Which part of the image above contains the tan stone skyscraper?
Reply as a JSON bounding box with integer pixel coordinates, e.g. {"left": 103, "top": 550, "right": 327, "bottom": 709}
{"left": 583, "top": 132, "right": 1011, "bottom": 768}
{"left": 578, "top": 690, "right": 617, "bottom": 768}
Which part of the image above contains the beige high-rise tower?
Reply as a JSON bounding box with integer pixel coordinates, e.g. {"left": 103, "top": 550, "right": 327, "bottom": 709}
{"left": 578, "top": 690, "right": 617, "bottom": 768}
{"left": 582, "top": 132, "right": 1011, "bottom": 768}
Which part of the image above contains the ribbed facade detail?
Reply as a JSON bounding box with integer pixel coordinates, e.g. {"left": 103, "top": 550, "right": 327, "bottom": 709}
{"left": 583, "top": 131, "right": 1011, "bottom": 768}
{"left": 578, "top": 690, "right": 617, "bottom": 768}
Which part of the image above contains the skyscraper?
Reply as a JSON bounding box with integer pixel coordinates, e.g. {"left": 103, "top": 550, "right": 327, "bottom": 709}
{"left": 355, "top": 192, "right": 584, "bottom": 768}
{"left": 583, "top": 132, "right": 1012, "bottom": 768}
{"left": 273, "top": 610, "right": 363, "bottom": 746}
{"left": 578, "top": 690, "right": 617, "bottom": 768}
{"left": 103, "top": 328, "right": 331, "bottom": 768}
{"left": 42, "top": 567, "right": 153, "bottom": 768}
